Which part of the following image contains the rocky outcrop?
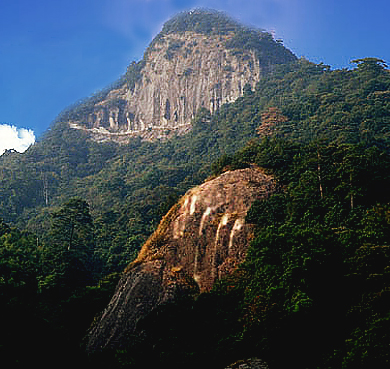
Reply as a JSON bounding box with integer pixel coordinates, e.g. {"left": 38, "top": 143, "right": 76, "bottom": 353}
{"left": 87, "top": 166, "right": 276, "bottom": 352}
{"left": 68, "top": 10, "right": 296, "bottom": 142}
{"left": 225, "top": 358, "right": 269, "bottom": 369}
{"left": 70, "top": 33, "right": 261, "bottom": 142}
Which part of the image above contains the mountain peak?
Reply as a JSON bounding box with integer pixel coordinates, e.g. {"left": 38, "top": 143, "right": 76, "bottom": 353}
{"left": 64, "top": 9, "right": 296, "bottom": 142}
{"left": 159, "top": 8, "right": 248, "bottom": 36}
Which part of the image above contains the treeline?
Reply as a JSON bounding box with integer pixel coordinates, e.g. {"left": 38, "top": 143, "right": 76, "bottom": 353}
{"left": 160, "top": 9, "right": 248, "bottom": 37}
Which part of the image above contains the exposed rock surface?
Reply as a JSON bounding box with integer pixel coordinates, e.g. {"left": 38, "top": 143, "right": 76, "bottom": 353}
{"left": 68, "top": 10, "right": 296, "bottom": 142}
{"left": 87, "top": 166, "right": 276, "bottom": 352}
{"left": 70, "top": 33, "right": 261, "bottom": 142}
{"left": 225, "top": 358, "right": 269, "bottom": 369}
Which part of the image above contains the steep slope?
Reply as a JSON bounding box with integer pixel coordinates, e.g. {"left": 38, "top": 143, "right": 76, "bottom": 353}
{"left": 64, "top": 9, "right": 296, "bottom": 142}
{"left": 87, "top": 166, "right": 276, "bottom": 352}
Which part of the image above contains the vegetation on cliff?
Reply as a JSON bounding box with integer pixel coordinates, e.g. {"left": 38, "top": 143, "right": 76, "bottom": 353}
{"left": 154, "top": 9, "right": 296, "bottom": 65}
{"left": 53, "top": 9, "right": 295, "bottom": 127}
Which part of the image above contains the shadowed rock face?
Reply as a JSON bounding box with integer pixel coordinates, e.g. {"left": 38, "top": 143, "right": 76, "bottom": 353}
{"left": 87, "top": 167, "right": 276, "bottom": 352}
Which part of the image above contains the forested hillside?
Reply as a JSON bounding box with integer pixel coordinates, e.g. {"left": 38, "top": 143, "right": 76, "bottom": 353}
{"left": 1, "top": 56, "right": 390, "bottom": 367}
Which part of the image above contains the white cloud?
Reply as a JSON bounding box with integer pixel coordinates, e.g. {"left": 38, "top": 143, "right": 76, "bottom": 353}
{"left": 0, "top": 124, "right": 35, "bottom": 155}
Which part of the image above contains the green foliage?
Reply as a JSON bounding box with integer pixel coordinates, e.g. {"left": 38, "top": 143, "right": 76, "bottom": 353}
{"left": 40, "top": 198, "right": 96, "bottom": 292}
{"left": 0, "top": 212, "right": 120, "bottom": 367}
{"left": 160, "top": 9, "right": 244, "bottom": 36}
{"left": 0, "top": 223, "right": 38, "bottom": 306}
{"left": 225, "top": 27, "right": 296, "bottom": 66}
{"left": 147, "top": 9, "right": 296, "bottom": 67}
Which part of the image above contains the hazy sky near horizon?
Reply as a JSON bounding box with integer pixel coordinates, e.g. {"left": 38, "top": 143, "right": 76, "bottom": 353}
{"left": 1, "top": 0, "right": 390, "bottom": 149}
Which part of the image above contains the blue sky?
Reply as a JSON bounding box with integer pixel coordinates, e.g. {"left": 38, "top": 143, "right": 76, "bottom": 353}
{"left": 1, "top": 0, "right": 390, "bottom": 150}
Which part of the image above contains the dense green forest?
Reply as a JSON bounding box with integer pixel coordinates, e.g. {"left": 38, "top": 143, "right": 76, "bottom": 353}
{"left": 1, "top": 57, "right": 390, "bottom": 367}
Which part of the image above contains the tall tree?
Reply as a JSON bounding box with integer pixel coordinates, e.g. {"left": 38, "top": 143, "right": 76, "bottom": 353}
{"left": 40, "top": 198, "right": 96, "bottom": 293}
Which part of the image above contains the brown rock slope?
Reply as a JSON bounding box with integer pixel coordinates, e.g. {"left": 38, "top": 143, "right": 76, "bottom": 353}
{"left": 87, "top": 166, "right": 276, "bottom": 352}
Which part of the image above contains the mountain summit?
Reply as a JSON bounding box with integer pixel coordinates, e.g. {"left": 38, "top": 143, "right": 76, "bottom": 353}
{"left": 63, "top": 10, "right": 296, "bottom": 142}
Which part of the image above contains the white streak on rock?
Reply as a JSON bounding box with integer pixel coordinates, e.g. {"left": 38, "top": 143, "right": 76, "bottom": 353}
{"left": 228, "top": 218, "right": 244, "bottom": 250}
{"left": 212, "top": 213, "right": 230, "bottom": 280}
{"left": 199, "top": 206, "right": 212, "bottom": 236}
{"left": 190, "top": 195, "right": 197, "bottom": 215}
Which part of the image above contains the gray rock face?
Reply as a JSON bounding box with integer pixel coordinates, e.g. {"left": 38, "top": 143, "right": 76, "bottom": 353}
{"left": 86, "top": 167, "right": 276, "bottom": 352}
{"left": 70, "top": 32, "right": 262, "bottom": 142}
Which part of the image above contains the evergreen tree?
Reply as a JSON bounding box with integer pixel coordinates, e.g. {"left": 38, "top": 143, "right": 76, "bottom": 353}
{"left": 40, "top": 198, "right": 96, "bottom": 293}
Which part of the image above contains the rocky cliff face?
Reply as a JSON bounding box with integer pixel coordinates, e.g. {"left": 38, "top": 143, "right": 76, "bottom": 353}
{"left": 87, "top": 166, "right": 276, "bottom": 352}
{"left": 68, "top": 10, "right": 296, "bottom": 142}
{"left": 70, "top": 33, "right": 261, "bottom": 142}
